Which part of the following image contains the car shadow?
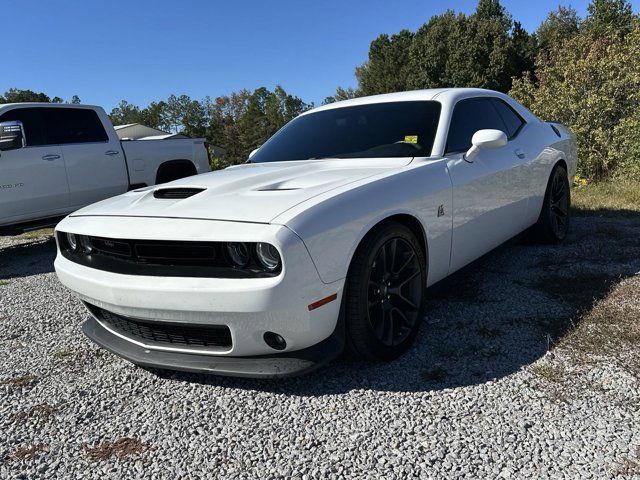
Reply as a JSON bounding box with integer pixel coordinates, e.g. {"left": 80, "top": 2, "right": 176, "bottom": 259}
{"left": 0, "top": 235, "right": 57, "bottom": 280}
{"left": 154, "top": 209, "right": 640, "bottom": 394}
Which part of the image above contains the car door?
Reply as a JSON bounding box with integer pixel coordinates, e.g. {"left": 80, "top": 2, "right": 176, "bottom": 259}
{"left": 47, "top": 107, "right": 128, "bottom": 208}
{"left": 0, "top": 107, "right": 69, "bottom": 225}
{"left": 445, "top": 97, "right": 530, "bottom": 273}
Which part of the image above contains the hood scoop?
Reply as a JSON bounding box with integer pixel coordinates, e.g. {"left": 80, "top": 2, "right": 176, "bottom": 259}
{"left": 153, "top": 187, "right": 206, "bottom": 199}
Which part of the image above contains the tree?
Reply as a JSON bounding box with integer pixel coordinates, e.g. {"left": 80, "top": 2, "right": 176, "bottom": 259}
{"left": 0, "top": 88, "right": 53, "bottom": 103}
{"left": 323, "top": 86, "right": 357, "bottom": 104}
{"left": 355, "top": 29, "right": 415, "bottom": 96}
{"left": 585, "top": 0, "right": 634, "bottom": 36}
{"left": 71, "top": 95, "right": 81, "bottom": 104}
{"left": 536, "top": 6, "right": 581, "bottom": 51}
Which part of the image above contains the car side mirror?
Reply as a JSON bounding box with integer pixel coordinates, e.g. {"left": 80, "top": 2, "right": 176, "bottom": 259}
{"left": 464, "top": 129, "right": 507, "bottom": 163}
{"left": 0, "top": 121, "right": 26, "bottom": 151}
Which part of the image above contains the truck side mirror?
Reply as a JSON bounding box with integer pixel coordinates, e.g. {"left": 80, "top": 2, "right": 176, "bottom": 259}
{"left": 0, "top": 121, "right": 25, "bottom": 151}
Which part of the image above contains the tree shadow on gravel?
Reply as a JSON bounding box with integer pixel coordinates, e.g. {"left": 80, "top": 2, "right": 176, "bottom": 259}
{"left": 0, "top": 237, "right": 56, "bottom": 280}
{"left": 156, "top": 210, "right": 640, "bottom": 395}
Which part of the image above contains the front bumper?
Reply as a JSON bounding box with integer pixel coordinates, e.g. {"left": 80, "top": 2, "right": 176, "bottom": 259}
{"left": 54, "top": 215, "right": 345, "bottom": 372}
{"left": 83, "top": 314, "right": 344, "bottom": 378}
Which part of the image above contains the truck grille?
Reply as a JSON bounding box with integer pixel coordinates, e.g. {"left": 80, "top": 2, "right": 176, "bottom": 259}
{"left": 87, "top": 303, "right": 232, "bottom": 350}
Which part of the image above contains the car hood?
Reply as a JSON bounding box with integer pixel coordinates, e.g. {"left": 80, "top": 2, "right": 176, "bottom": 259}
{"left": 70, "top": 158, "right": 411, "bottom": 224}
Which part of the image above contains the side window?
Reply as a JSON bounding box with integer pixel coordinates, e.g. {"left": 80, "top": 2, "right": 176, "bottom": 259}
{"left": 0, "top": 108, "right": 48, "bottom": 147}
{"left": 46, "top": 108, "right": 109, "bottom": 144}
{"left": 446, "top": 98, "right": 507, "bottom": 153}
{"left": 490, "top": 99, "right": 525, "bottom": 139}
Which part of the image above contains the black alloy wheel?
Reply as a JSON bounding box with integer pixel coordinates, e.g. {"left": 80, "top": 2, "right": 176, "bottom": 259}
{"left": 530, "top": 164, "right": 571, "bottom": 243}
{"left": 345, "top": 222, "right": 426, "bottom": 361}
{"left": 367, "top": 237, "right": 422, "bottom": 346}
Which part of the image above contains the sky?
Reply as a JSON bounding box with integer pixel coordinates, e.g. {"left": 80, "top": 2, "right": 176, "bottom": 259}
{"left": 2, "top": 0, "right": 632, "bottom": 110}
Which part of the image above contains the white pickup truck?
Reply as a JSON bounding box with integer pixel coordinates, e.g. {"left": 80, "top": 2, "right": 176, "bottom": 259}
{"left": 0, "top": 103, "right": 211, "bottom": 233}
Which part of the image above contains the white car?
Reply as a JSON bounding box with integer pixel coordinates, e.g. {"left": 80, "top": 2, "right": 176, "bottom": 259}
{"left": 0, "top": 103, "right": 211, "bottom": 234}
{"left": 54, "top": 88, "right": 577, "bottom": 378}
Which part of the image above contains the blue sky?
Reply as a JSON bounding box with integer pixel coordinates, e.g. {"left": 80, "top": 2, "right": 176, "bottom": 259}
{"left": 2, "top": 0, "right": 629, "bottom": 110}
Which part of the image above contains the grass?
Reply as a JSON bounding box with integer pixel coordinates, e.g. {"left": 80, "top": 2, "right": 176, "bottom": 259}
{"left": 85, "top": 438, "right": 148, "bottom": 461}
{"left": 560, "top": 278, "right": 640, "bottom": 374}
{"left": 15, "top": 228, "right": 54, "bottom": 239}
{"left": 0, "top": 280, "right": 9, "bottom": 286}
{"left": 52, "top": 349, "right": 71, "bottom": 360}
{"left": 572, "top": 180, "right": 640, "bottom": 214}
{"left": 531, "top": 363, "right": 565, "bottom": 383}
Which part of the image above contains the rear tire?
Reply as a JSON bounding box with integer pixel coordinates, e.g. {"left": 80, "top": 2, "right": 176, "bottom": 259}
{"left": 345, "top": 222, "right": 427, "bottom": 361}
{"left": 530, "top": 164, "right": 571, "bottom": 243}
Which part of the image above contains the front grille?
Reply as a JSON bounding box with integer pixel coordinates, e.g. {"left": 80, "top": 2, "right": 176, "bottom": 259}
{"left": 153, "top": 187, "right": 205, "bottom": 199}
{"left": 87, "top": 304, "right": 232, "bottom": 349}
{"left": 57, "top": 233, "right": 281, "bottom": 278}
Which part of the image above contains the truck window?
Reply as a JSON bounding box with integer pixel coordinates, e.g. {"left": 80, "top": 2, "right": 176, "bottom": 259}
{"left": 47, "top": 108, "right": 109, "bottom": 144}
{"left": 0, "top": 108, "right": 48, "bottom": 146}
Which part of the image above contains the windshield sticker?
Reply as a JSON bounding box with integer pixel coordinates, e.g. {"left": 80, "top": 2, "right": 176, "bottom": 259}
{"left": 404, "top": 135, "right": 418, "bottom": 144}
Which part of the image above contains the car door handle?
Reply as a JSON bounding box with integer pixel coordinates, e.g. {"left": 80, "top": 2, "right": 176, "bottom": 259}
{"left": 42, "top": 154, "right": 61, "bottom": 161}
{"left": 515, "top": 149, "right": 526, "bottom": 159}
{"left": 105, "top": 150, "right": 120, "bottom": 156}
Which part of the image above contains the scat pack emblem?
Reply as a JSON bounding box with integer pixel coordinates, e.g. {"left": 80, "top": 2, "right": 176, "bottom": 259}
{"left": 437, "top": 205, "right": 445, "bottom": 217}
{"left": 0, "top": 183, "right": 24, "bottom": 190}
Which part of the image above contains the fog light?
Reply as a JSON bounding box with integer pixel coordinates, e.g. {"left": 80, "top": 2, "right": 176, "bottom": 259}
{"left": 264, "top": 331, "right": 286, "bottom": 351}
{"left": 66, "top": 233, "right": 78, "bottom": 251}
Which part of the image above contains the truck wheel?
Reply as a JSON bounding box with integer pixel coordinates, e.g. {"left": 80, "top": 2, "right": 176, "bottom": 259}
{"left": 345, "top": 222, "right": 426, "bottom": 361}
{"left": 156, "top": 161, "right": 197, "bottom": 184}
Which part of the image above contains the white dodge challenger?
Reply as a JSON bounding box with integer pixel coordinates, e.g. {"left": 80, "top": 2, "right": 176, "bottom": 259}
{"left": 54, "top": 88, "right": 577, "bottom": 378}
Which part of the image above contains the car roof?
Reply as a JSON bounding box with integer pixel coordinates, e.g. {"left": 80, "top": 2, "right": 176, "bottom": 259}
{"left": 303, "top": 88, "right": 538, "bottom": 123}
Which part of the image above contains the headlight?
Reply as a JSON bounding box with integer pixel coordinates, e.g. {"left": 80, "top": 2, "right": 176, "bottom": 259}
{"left": 255, "top": 243, "right": 281, "bottom": 271}
{"left": 66, "top": 233, "right": 78, "bottom": 251}
{"left": 79, "top": 235, "right": 93, "bottom": 254}
{"left": 226, "top": 242, "right": 250, "bottom": 268}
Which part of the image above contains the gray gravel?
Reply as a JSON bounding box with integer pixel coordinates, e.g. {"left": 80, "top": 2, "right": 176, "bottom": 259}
{"left": 1, "top": 216, "right": 639, "bottom": 479}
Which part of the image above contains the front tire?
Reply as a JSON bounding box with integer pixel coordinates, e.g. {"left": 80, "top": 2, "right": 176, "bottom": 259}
{"left": 531, "top": 164, "right": 570, "bottom": 243}
{"left": 345, "top": 222, "right": 426, "bottom": 361}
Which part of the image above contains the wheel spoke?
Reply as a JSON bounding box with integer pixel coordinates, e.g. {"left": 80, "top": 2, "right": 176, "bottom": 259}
{"left": 392, "top": 290, "right": 418, "bottom": 311}
{"left": 399, "top": 269, "right": 420, "bottom": 288}
{"left": 395, "top": 251, "right": 415, "bottom": 276}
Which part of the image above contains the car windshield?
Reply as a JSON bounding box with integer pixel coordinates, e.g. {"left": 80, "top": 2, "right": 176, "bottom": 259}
{"left": 250, "top": 101, "right": 442, "bottom": 163}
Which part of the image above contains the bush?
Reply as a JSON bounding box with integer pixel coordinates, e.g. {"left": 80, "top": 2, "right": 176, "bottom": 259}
{"left": 510, "top": 20, "right": 640, "bottom": 181}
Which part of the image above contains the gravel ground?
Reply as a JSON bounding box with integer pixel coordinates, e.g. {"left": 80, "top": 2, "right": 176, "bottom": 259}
{"left": 1, "top": 215, "right": 639, "bottom": 479}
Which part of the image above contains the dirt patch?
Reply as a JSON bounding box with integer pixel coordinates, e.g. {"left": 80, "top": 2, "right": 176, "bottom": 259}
{"left": 84, "top": 438, "right": 148, "bottom": 461}
{"left": 10, "top": 403, "right": 59, "bottom": 425}
{"left": 4, "top": 444, "right": 47, "bottom": 462}
{"left": 3, "top": 375, "right": 38, "bottom": 388}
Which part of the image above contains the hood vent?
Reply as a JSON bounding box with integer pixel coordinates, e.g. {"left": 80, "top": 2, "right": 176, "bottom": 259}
{"left": 153, "top": 187, "right": 205, "bottom": 199}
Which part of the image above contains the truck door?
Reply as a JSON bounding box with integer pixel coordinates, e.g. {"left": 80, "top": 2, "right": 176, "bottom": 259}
{"left": 0, "top": 107, "right": 69, "bottom": 225}
{"left": 46, "top": 107, "right": 128, "bottom": 208}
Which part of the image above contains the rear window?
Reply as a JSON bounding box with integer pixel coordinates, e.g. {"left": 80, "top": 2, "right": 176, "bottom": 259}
{"left": 250, "top": 101, "right": 442, "bottom": 162}
{"left": 490, "top": 99, "right": 525, "bottom": 138}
